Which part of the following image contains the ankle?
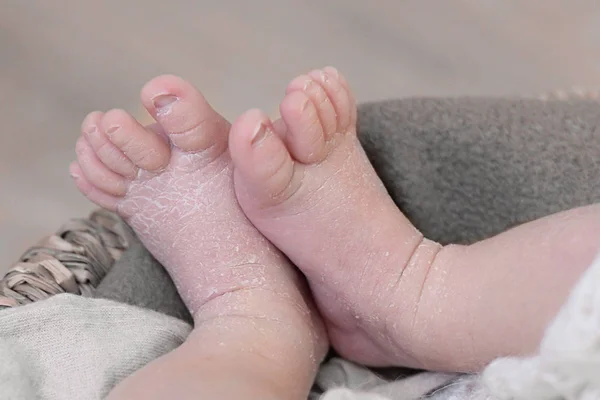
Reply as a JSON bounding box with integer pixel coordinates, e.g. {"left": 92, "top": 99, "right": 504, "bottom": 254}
{"left": 387, "top": 243, "right": 483, "bottom": 372}
{"left": 187, "top": 311, "right": 326, "bottom": 398}
{"left": 371, "top": 238, "right": 448, "bottom": 367}
{"left": 191, "top": 287, "right": 328, "bottom": 366}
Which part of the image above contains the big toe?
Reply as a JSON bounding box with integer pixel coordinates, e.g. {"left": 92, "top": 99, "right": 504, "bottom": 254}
{"left": 280, "top": 67, "right": 357, "bottom": 164}
{"left": 229, "top": 109, "right": 296, "bottom": 207}
{"left": 140, "top": 75, "right": 230, "bottom": 156}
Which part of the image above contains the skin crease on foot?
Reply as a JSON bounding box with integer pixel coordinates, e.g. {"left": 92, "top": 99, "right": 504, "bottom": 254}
{"left": 70, "top": 75, "right": 327, "bottom": 399}
{"left": 228, "top": 66, "right": 600, "bottom": 372}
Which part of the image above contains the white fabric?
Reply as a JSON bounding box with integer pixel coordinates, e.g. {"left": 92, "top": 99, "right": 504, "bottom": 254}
{"left": 483, "top": 253, "right": 600, "bottom": 399}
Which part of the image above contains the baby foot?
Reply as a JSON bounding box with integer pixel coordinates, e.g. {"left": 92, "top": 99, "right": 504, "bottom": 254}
{"left": 229, "top": 67, "right": 445, "bottom": 368}
{"left": 70, "top": 75, "right": 326, "bottom": 398}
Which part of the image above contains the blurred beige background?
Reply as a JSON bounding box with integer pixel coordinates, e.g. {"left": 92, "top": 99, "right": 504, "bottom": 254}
{"left": 1, "top": 0, "right": 600, "bottom": 271}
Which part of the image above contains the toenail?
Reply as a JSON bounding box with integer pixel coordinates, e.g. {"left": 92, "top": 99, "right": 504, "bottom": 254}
{"left": 303, "top": 79, "right": 314, "bottom": 91}
{"left": 69, "top": 168, "right": 80, "bottom": 180}
{"left": 324, "top": 66, "right": 340, "bottom": 78}
{"left": 83, "top": 124, "right": 97, "bottom": 136}
{"left": 106, "top": 125, "right": 120, "bottom": 136}
{"left": 152, "top": 94, "right": 178, "bottom": 110}
{"left": 300, "top": 98, "right": 310, "bottom": 112}
{"left": 319, "top": 70, "right": 329, "bottom": 83}
{"left": 251, "top": 121, "right": 270, "bottom": 146}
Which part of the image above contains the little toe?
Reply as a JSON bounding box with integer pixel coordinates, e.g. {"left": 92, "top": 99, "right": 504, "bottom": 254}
{"left": 82, "top": 111, "right": 138, "bottom": 178}
{"left": 326, "top": 67, "right": 357, "bottom": 128}
{"left": 140, "top": 75, "right": 230, "bottom": 155}
{"left": 279, "top": 90, "right": 326, "bottom": 164}
{"left": 286, "top": 74, "right": 337, "bottom": 139}
{"left": 69, "top": 161, "right": 120, "bottom": 211}
{"left": 75, "top": 136, "right": 130, "bottom": 196}
{"left": 101, "top": 109, "right": 171, "bottom": 172}
{"left": 229, "top": 109, "right": 296, "bottom": 205}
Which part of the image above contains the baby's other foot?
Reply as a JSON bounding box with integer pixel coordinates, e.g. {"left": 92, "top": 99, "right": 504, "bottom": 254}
{"left": 230, "top": 67, "right": 600, "bottom": 373}
{"left": 71, "top": 75, "right": 326, "bottom": 399}
{"left": 229, "top": 67, "right": 441, "bottom": 368}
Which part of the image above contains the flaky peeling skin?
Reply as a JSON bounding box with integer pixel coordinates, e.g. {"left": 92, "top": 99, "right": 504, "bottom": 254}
{"left": 71, "top": 75, "right": 327, "bottom": 399}
{"left": 228, "top": 67, "right": 600, "bottom": 372}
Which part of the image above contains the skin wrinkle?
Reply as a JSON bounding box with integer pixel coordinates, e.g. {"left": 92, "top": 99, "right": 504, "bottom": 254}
{"left": 408, "top": 239, "right": 438, "bottom": 332}
{"left": 293, "top": 112, "right": 325, "bottom": 156}
{"left": 258, "top": 141, "right": 294, "bottom": 193}
{"left": 96, "top": 137, "right": 137, "bottom": 178}
{"left": 247, "top": 164, "right": 302, "bottom": 211}
{"left": 188, "top": 271, "right": 264, "bottom": 315}
{"left": 118, "top": 135, "right": 166, "bottom": 171}
{"left": 405, "top": 240, "right": 443, "bottom": 369}
{"left": 194, "top": 286, "right": 280, "bottom": 320}
{"left": 171, "top": 116, "right": 229, "bottom": 138}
